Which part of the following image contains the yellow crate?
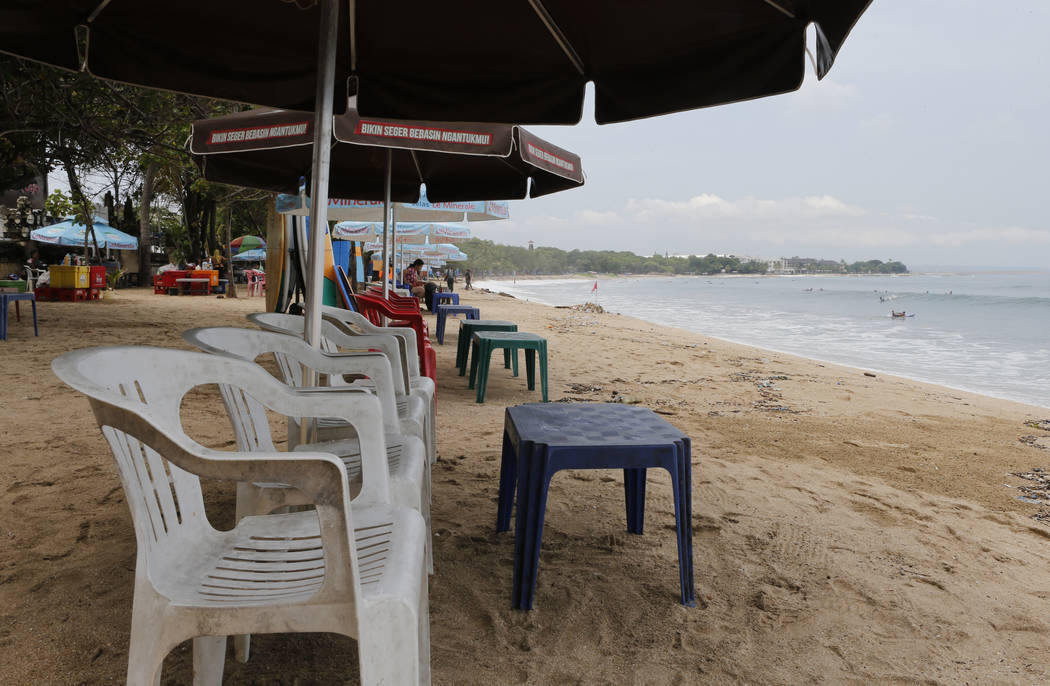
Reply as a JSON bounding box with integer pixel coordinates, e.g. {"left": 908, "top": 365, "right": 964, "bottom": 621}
{"left": 50, "top": 265, "right": 89, "bottom": 289}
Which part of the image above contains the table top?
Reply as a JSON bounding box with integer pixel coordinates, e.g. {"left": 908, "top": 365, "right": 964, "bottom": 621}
{"left": 1, "top": 292, "right": 35, "bottom": 300}
{"left": 473, "top": 331, "right": 544, "bottom": 342}
{"left": 436, "top": 303, "right": 477, "bottom": 311}
{"left": 506, "top": 403, "right": 686, "bottom": 448}
{"left": 461, "top": 320, "right": 515, "bottom": 328}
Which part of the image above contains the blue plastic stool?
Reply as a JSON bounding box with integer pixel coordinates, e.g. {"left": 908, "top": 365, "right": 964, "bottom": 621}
{"left": 434, "top": 291, "right": 460, "bottom": 306}
{"left": 497, "top": 403, "right": 694, "bottom": 610}
{"left": 1, "top": 292, "right": 38, "bottom": 341}
{"left": 435, "top": 304, "right": 479, "bottom": 344}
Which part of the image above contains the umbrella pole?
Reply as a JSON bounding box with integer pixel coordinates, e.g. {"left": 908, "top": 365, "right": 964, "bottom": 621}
{"left": 303, "top": 0, "right": 339, "bottom": 350}
{"left": 382, "top": 148, "right": 392, "bottom": 301}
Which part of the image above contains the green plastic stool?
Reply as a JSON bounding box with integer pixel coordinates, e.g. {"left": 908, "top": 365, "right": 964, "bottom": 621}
{"left": 468, "top": 331, "right": 549, "bottom": 404}
{"left": 457, "top": 320, "right": 518, "bottom": 376}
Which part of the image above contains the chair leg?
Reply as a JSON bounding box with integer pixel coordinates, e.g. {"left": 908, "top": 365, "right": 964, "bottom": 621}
{"left": 126, "top": 618, "right": 168, "bottom": 686}
{"left": 192, "top": 635, "right": 227, "bottom": 686}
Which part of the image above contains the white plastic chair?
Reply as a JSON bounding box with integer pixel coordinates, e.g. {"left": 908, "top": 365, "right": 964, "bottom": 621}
{"left": 183, "top": 325, "right": 427, "bottom": 453}
{"left": 249, "top": 311, "right": 436, "bottom": 466}
{"left": 184, "top": 326, "right": 431, "bottom": 547}
{"left": 52, "top": 346, "right": 430, "bottom": 685}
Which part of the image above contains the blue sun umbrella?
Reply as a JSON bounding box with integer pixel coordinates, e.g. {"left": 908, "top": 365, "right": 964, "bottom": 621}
{"left": 231, "top": 248, "right": 267, "bottom": 262}
{"left": 31, "top": 216, "right": 138, "bottom": 250}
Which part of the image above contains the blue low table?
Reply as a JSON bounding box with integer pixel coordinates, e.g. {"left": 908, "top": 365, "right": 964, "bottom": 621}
{"left": 435, "top": 303, "right": 479, "bottom": 345}
{"left": 434, "top": 291, "right": 460, "bottom": 306}
{"left": 1, "top": 292, "right": 39, "bottom": 341}
{"left": 497, "top": 403, "right": 694, "bottom": 610}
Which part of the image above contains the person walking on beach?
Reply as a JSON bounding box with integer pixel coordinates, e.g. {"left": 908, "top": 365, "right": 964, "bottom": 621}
{"left": 464, "top": 269, "right": 473, "bottom": 290}
{"left": 445, "top": 270, "right": 454, "bottom": 292}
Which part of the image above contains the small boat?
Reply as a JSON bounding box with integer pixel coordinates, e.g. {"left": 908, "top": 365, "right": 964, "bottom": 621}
{"left": 891, "top": 310, "right": 914, "bottom": 318}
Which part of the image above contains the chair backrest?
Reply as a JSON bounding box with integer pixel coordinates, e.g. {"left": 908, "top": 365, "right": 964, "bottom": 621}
{"left": 52, "top": 346, "right": 362, "bottom": 603}
{"left": 249, "top": 311, "right": 411, "bottom": 393}
{"left": 319, "top": 305, "right": 421, "bottom": 378}
{"left": 183, "top": 326, "right": 400, "bottom": 434}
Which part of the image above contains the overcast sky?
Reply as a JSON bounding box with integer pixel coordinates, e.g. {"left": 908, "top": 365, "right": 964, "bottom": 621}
{"left": 471, "top": 1, "right": 1050, "bottom": 269}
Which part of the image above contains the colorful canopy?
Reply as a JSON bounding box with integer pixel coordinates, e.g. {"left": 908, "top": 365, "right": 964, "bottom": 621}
{"left": 230, "top": 235, "right": 266, "bottom": 254}
{"left": 30, "top": 217, "right": 138, "bottom": 250}
{"left": 331, "top": 221, "right": 470, "bottom": 243}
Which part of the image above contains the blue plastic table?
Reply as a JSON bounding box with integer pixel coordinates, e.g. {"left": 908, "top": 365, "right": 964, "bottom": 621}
{"left": 1, "top": 292, "right": 38, "bottom": 341}
{"left": 434, "top": 291, "right": 460, "bottom": 306}
{"left": 497, "top": 403, "right": 694, "bottom": 610}
{"left": 435, "top": 304, "right": 479, "bottom": 344}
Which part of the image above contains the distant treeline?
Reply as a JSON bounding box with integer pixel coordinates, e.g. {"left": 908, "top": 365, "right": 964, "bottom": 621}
{"left": 456, "top": 239, "right": 908, "bottom": 276}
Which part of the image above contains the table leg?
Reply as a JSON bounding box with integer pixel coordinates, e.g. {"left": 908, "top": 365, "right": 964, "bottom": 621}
{"left": 496, "top": 430, "right": 517, "bottom": 532}
{"left": 672, "top": 439, "right": 696, "bottom": 607}
{"left": 31, "top": 298, "right": 37, "bottom": 337}
{"left": 624, "top": 468, "right": 647, "bottom": 534}
{"left": 525, "top": 348, "right": 536, "bottom": 391}
{"left": 456, "top": 325, "right": 469, "bottom": 371}
{"left": 468, "top": 338, "right": 481, "bottom": 388}
{"left": 511, "top": 348, "right": 519, "bottom": 377}
{"left": 436, "top": 310, "right": 447, "bottom": 345}
{"left": 0, "top": 298, "right": 7, "bottom": 341}
{"left": 13, "top": 301, "right": 20, "bottom": 322}
{"left": 503, "top": 348, "right": 511, "bottom": 369}
{"left": 514, "top": 445, "right": 552, "bottom": 611}
{"left": 540, "top": 341, "right": 549, "bottom": 402}
{"left": 476, "top": 341, "right": 492, "bottom": 403}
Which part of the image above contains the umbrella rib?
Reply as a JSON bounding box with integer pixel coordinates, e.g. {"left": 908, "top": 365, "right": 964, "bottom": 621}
{"left": 762, "top": 0, "right": 796, "bottom": 19}
{"left": 527, "top": 0, "right": 585, "bottom": 75}
{"left": 349, "top": 0, "right": 358, "bottom": 71}
{"left": 86, "top": 0, "right": 114, "bottom": 23}
{"left": 409, "top": 151, "right": 424, "bottom": 184}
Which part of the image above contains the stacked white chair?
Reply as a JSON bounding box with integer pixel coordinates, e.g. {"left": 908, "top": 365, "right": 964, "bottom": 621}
{"left": 249, "top": 311, "right": 437, "bottom": 466}
{"left": 52, "top": 346, "right": 430, "bottom": 685}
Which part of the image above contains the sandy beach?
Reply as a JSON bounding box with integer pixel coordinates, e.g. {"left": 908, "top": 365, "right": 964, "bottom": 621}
{"left": 2, "top": 287, "right": 1048, "bottom": 685}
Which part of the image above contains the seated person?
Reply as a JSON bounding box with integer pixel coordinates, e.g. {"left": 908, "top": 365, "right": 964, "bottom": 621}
{"left": 403, "top": 258, "right": 438, "bottom": 310}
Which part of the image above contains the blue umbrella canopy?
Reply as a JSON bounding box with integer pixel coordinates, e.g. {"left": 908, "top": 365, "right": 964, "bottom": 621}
{"left": 31, "top": 216, "right": 139, "bottom": 250}
{"left": 231, "top": 248, "right": 267, "bottom": 262}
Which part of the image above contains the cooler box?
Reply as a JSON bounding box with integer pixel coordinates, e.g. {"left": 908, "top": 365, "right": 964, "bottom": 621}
{"left": 50, "top": 265, "right": 89, "bottom": 289}
{"left": 0, "top": 279, "right": 27, "bottom": 293}
{"left": 192, "top": 269, "right": 219, "bottom": 287}
{"left": 89, "top": 266, "right": 107, "bottom": 289}
{"left": 160, "top": 270, "right": 190, "bottom": 290}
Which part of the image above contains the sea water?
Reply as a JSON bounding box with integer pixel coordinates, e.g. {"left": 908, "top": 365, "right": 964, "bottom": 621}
{"left": 475, "top": 271, "right": 1050, "bottom": 409}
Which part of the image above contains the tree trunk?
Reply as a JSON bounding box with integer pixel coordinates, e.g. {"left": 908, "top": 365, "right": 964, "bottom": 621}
{"left": 138, "top": 161, "right": 157, "bottom": 283}
{"left": 206, "top": 199, "right": 217, "bottom": 259}
{"left": 61, "top": 156, "right": 101, "bottom": 261}
{"left": 225, "top": 206, "right": 238, "bottom": 298}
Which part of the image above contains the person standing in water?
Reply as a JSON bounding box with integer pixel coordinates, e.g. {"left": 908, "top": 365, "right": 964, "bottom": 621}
{"left": 445, "top": 270, "right": 454, "bottom": 292}
{"left": 464, "top": 269, "right": 473, "bottom": 290}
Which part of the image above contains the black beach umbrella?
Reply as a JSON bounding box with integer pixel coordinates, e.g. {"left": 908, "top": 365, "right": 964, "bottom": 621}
{"left": 0, "top": 0, "right": 872, "bottom": 346}
{"left": 190, "top": 105, "right": 584, "bottom": 202}
{"left": 190, "top": 105, "right": 584, "bottom": 298}
{"left": 1, "top": 1, "right": 872, "bottom": 124}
